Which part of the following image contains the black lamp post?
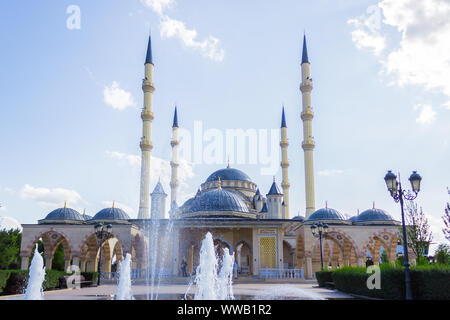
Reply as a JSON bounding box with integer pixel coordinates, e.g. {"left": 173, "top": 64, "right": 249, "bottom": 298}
{"left": 310, "top": 222, "right": 328, "bottom": 270}
{"left": 384, "top": 170, "right": 422, "bottom": 300}
{"left": 94, "top": 223, "right": 113, "bottom": 286}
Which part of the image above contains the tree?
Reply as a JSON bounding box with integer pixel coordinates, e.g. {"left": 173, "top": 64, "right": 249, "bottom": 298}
{"left": 404, "top": 200, "right": 433, "bottom": 265}
{"left": 0, "top": 229, "right": 22, "bottom": 269}
{"left": 443, "top": 199, "right": 450, "bottom": 242}
{"left": 434, "top": 244, "right": 450, "bottom": 265}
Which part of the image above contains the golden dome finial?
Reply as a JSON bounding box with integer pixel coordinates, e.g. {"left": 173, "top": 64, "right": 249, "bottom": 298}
{"left": 227, "top": 156, "right": 230, "bottom": 168}
{"left": 218, "top": 176, "right": 222, "bottom": 189}
{"left": 64, "top": 201, "right": 67, "bottom": 208}
{"left": 112, "top": 201, "right": 115, "bottom": 209}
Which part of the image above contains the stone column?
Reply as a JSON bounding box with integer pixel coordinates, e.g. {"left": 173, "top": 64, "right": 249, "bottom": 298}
{"left": 357, "top": 256, "right": 364, "bottom": 267}
{"left": 45, "top": 256, "right": 53, "bottom": 270}
{"left": 305, "top": 256, "right": 313, "bottom": 279}
{"left": 252, "top": 228, "right": 259, "bottom": 276}
{"left": 172, "top": 229, "right": 180, "bottom": 276}
{"left": 20, "top": 255, "right": 29, "bottom": 270}
{"left": 72, "top": 256, "right": 80, "bottom": 272}
{"left": 64, "top": 259, "right": 71, "bottom": 273}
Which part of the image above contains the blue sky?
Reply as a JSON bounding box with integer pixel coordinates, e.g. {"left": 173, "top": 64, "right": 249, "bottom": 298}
{"left": 0, "top": 0, "right": 449, "bottom": 248}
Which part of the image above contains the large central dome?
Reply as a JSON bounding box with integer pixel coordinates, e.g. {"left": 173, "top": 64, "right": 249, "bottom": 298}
{"left": 205, "top": 168, "right": 252, "bottom": 183}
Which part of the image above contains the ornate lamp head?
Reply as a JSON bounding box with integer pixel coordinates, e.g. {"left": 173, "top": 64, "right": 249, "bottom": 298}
{"left": 409, "top": 171, "right": 422, "bottom": 194}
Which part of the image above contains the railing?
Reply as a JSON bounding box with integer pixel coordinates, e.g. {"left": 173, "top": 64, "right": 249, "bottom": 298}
{"left": 100, "top": 268, "right": 173, "bottom": 281}
{"left": 259, "top": 268, "right": 304, "bottom": 280}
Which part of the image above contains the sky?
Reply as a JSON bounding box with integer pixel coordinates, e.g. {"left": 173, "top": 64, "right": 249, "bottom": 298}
{"left": 0, "top": 0, "right": 449, "bottom": 250}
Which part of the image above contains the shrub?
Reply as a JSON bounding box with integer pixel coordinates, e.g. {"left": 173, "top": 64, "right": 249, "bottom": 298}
{"left": 315, "top": 270, "right": 333, "bottom": 287}
{"left": 43, "top": 270, "right": 67, "bottom": 290}
{"left": 81, "top": 272, "right": 98, "bottom": 285}
{"left": 0, "top": 270, "right": 11, "bottom": 294}
{"left": 330, "top": 264, "right": 450, "bottom": 300}
{"left": 3, "top": 270, "right": 28, "bottom": 295}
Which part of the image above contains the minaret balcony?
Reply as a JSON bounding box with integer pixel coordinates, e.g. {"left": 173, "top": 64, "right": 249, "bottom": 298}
{"left": 301, "top": 109, "right": 314, "bottom": 121}
{"left": 170, "top": 161, "right": 180, "bottom": 168}
{"left": 281, "top": 182, "right": 290, "bottom": 188}
{"left": 140, "top": 139, "right": 153, "bottom": 151}
{"left": 281, "top": 161, "right": 290, "bottom": 168}
{"left": 302, "top": 139, "right": 315, "bottom": 150}
{"left": 141, "top": 110, "right": 154, "bottom": 121}
{"left": 142, "top": 80, "right": 155, "bottom": 92}
{"left": 300, "top": 81, "right": 313, "bottom": 92}
{"left": 170, "top": 140, "right": 180, "bottom": 147}
{"left": 280, "top": 141, "right": 289, "bottom": 148}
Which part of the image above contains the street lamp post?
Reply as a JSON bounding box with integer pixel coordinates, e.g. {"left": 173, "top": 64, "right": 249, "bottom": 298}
{"left": 384, "top": 170, "right": 422, "bottom": 300}
{"left": 94, "top": 223, "right": 113, "bottom": 286}
{"left": 310, "top": 222, "right": 328, "bottom": 270}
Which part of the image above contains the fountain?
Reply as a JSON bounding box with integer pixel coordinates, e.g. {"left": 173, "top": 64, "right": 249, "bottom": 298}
{"left": 217, "top": 248, "right": 234, "bottom": 300}
{"left": 192, "top": 232, "right": 235, "bottom": 300}
{"left": 116, "top": 253, "right": 133, "bottom": 300}
{"left": 24, "top": 244, "right": 46, "bottom": 300}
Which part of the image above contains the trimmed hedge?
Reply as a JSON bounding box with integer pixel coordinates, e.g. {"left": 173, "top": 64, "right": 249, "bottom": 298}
{"left": 315, "top": 270, "right": 333, "bottom": 287}
{"left": 81, "top": 272, "right": 98, "bottom": 285}
{"left": 316, "top": 264, "right": 450, "bottom": 300}
{"left": 0, "top": 269, "right": 70, "bottom": 296}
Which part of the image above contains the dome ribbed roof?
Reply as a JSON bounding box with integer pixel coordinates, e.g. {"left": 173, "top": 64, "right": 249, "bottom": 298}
{"left": 44, "top": 208, "right": 84, "bottom": 221}
{"left": 182, "top": 188, "right": 249, "bottom": 214}
{"left": 355, "top": 208, "right": 393, "bottom": 222}
{"left": 307, "top": 208, "right": 345, "bottom": 221}
{"left": 292, "top": 215, "right": 305, "bottom": 221}
{"left": 93, "top": 207, "right": 130, "bottom": 220}
{"left": 205, "top": 168, "right": 252, "bottom": 183}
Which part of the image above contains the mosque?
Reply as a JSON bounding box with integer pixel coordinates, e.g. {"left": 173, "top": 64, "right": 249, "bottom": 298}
{"left": 19, "top": 35, "right": 409, "bottom": 280}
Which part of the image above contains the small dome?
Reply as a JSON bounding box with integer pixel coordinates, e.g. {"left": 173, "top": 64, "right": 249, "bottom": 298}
{"left": 182, "top": 188, "right": 249, "bottom": 214}
{"left": 292, "top": 215, "right": 305, "bottom": 222}
{"left": 44, "top": 207, "right": 84, "bottom": 221}
{"left": 307, "top": 208, "right": 345, "bottom": 221}
{"left": 205, "top": 168, "right": 252, "bottom": 183}
{"left": 348, "top": 216, "right": 358, "bottom": 222}
{"left": 93, "top": 207, "right": 130, "bottom": 220}
{"left": 355, "top": 208, "right": 394, "bottom": 222}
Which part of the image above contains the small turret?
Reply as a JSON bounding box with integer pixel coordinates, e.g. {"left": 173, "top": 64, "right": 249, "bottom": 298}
{"left": 151, "top": 181, "right": 167, "bottom": 219}
{"left": 266, "top": 178, "right": 283, "bottom": 219}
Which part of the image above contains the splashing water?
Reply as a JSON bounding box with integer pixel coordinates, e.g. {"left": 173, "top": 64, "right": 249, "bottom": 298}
{"left": 217, "top": 248, "right": 235, "bottom": 300}
{"left": 24, "top": 244, "right": 46, "bottom": 300}
{"left": 116, "top": 253, "right": 133, "bottom": 300}
{"left": 192, "top": 232, "right": 235, "bottom": 300}
{"left": 194, "top": 232, "right": 218, "bottom": 300}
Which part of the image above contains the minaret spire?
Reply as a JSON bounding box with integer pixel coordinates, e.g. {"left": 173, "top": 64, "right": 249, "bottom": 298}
{"left": 280, "top": 106, "right": 290, "bottom": 218}
{"left": 302, "top": 34, "right": 309, "bottom": 64}
{"left": 138, "top": 35, "right": 156, "bottom": 219}
{"left": 169, "top": 106, "right": 180, "bottom": 218}
{"left": 300, "top": 34, "right": 316, "bottom": 218}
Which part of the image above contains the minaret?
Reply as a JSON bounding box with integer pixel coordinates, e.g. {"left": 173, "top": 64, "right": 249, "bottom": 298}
{"left": 138, "top": 35, "right": 155, "bottom": 219}
{"left": 300, "top": 34, "right": 316, "bottom": 218}
{"left": 169, "top": 106, "right": 180, "bottom": 218}
{"left": 280, "top": 107, "right": 290, "bottom": 219}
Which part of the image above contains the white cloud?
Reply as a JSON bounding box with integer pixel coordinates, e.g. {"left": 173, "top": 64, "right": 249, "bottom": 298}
{"left": 347, "top": 5, "right": 386, "bottom": 56}
{"left": 318, "top": 169, "right": 345, "bottom": 177}
{"left": 103, "top": 81, "right": 136, "bottom": 110}
{"left": 0, "top": 215, "right": 22, "bottom": 231}
{"left": 141, "top": 0, "right": 175, "bottom": 16}
{"left": 414, "top": 104, "right": 436, "bottom": 125}
{"left": 349, "top": 0, "right": 450, "bottom": 111}
{"left": 141, "top": 0, "right": 225, "bottom": 62}
{"left": 19, "top": 184, "right": 82, "bottom": 208}
{"left": 159, "top": 16, "right": 225, "bottom": 62}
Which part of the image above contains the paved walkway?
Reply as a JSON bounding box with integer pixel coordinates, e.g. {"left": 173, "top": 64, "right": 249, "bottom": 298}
{"left": 1, "top": 282, "right": 354, "bottom": 300}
